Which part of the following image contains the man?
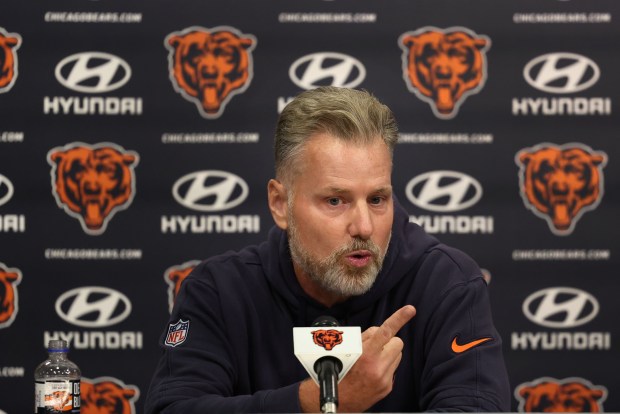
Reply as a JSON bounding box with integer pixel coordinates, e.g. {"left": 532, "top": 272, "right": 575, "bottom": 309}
{"left": 145, "top": 87, "right": 510, "bottom": 412}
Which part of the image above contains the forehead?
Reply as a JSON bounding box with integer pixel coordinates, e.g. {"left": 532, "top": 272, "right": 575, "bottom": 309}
{"left": 292, "top": 132, "right": 392, "bottom": 187}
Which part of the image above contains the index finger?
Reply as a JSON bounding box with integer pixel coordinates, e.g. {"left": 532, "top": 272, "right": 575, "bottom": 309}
{"left": 367, "top": 305, "right": 416, "bottom": 350}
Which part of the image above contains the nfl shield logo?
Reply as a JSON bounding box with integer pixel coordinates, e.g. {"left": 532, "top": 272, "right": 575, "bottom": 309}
{"left": 165, "top": 319, "right": 190, "bottom": 347}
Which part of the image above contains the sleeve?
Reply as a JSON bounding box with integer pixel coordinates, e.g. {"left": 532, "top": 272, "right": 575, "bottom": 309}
{"left": 143, "top": 269, "right": 302, "bottom": 413}
{"left": 419, "top": 275, "right": 511, "bottom": 412}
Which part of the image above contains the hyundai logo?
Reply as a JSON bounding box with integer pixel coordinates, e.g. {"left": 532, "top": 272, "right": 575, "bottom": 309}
{"left": 289, "top": 52, "right": 366, "bottom": 90}
{"left": 524, "top": 52, "right": 600, "bottom": 94}
{"left": 173, "top": 170, "right": 249, "bottom": 212}
{"left": 0, "top": 174, "right": 14, "bottom": 207}
{"left": 55, "top": 52, "right": 131, "bottom": 93}
{"left": 523, "top": 287, "right": 599, "bottom": 328}
{"left": 405, "top": 171, "right": 482, "bottom": 212}
{"left": 55, "top": 286, "right": 132, "bottom": 328}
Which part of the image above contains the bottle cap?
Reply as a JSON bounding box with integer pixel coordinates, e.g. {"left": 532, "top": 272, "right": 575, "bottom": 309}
{"left": 47, "top": 339, "right": 69, "bottom": 352}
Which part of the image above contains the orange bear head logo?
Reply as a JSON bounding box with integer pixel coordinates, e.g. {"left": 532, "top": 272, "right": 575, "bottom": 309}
{"left": 46, "top": 390, "right": 72, "bottom": 411}
{"left": 399, "top": 26, "right": 490, "bottom": 119}
{"left": 0, "top": 27, "right": 21, "bottom": 93}
{"left": 81, "top": 377, "right": 139, "bottom": 414}
{"left": 47, "top": 143, "right": 139, "bottom": 235}
{"left": 516, "top": 377, "right": 607, "bottom": 412}
{"left": 164, "top": 260, "right": 200, "bottom": 312}
{"left": 165, "top": 26, "right": 256, "bottom": 119}
{"left": 516, "top": 143, "right": 607, "bottom": 235}
{"left": 312, "top": 329, "right": 344, "bottom": 351}
{"left": 0, "top": 262, "right": 22, "bottom": 329}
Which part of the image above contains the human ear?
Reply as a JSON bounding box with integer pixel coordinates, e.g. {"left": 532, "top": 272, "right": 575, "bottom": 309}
{"left": 267, "top": 179, "right": 288, "bottom": 230}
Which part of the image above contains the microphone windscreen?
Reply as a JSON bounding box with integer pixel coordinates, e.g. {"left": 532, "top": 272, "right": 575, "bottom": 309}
{"left": 312, "top": 315, "right": 339, "bottom": 327}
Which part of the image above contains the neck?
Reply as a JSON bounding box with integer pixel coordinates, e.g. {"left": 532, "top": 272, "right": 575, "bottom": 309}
{"left": 292, "top": 261, "right": 348, "bottom": 308}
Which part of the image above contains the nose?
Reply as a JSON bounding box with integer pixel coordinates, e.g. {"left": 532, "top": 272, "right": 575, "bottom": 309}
{"left": 432, "top": 56, "right": 453, "bottom": 81}
{"left": 549, "top": 172, "right": 570, "bottom": 196}
{"left": 551, "top": 180, "right": 569, "bottom": 196}
{"left": 434, "top": 64, "right": 452, "bottom": 80}
{"left": 199, "top": 57, "right": 218, "bottom": 79}
{"left": 348, "top": 202, "right": 373, "bottom": 240}
{"left": 81, "top": 172, "right": 101, "bottom": 195}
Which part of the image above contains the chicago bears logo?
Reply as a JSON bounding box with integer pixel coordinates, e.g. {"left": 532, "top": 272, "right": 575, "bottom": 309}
{"left": 47, "top": 391, "right": 72, "bottom": 411}
{"left": 0, "top": 262, "right": 22, "bottom": 329}
{"left": 399, "top": 26, "right": 490, "bottom": 119}
{"left": 47, "top": 142, "right": 139, "bottom": 235}
{"left": 516, "top": 143, "right": 607, "bottom": 235}
{"left": 81, "top": 377, "right": 139, "bottom": 414}
{"left": 312, "top": 329, "right": 344, "bottom": 350}
{"left": 0, "top": 27, "right": 21, "bottom": 93}
{"left": 164, "top": 260, "right": 200, "bottom": 312}
{"left": 165, "top": 26, "right": 257, "bottom": 119}
{"left": 515, "top": 377, "right": 607, "bottom": 412}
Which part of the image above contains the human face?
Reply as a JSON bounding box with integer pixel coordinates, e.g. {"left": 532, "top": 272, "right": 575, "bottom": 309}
{"left": 285, "top": 133, "right": 394, "bottom": 302}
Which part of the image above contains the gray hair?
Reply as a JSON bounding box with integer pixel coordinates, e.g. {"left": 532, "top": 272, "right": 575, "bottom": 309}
{"left": 274, "top": 86, "right": 399, "bottom": 184}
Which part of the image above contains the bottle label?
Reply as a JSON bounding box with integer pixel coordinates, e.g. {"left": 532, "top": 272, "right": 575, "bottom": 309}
{"left": 35, "top": 380, "right": 80, "bottom": 413}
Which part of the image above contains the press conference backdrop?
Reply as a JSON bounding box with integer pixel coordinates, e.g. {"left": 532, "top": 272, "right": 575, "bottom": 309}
{"left": 1, "top": 0, "right": 619, "bottom": 412}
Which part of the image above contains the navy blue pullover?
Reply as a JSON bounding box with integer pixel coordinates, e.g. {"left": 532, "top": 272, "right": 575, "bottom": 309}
{"left": 145, "top": 200, "right": 510, "bottom": 412}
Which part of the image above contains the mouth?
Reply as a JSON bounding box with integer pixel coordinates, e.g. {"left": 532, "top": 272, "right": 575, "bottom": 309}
{"left": 200, "top": 81, "right": 222, "bottom": 111}
{"left": 435, "top": 84, "right": 455, "bottom": 113}
{"left": 344, "top": 250, "right": 373, "bottom": 268}
{"left": 551, "top": 200, "right": 572, "bottom": 230}
{"left": 83, "top": 200, "right": 104, "bottom": 229}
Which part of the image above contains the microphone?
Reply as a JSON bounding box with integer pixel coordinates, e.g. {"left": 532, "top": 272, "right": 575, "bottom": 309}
{"left": 293, "top": 316, "right": 362, "bottom": 413}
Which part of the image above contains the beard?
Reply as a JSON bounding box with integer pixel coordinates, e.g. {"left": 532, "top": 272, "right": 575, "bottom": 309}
{"left": 287, "top": 209, "right": 390, "bottom": 298}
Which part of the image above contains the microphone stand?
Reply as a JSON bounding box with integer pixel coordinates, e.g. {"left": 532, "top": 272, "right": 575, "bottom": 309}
{"left": 312, "top": 316, "right": 343, "bottom": 413}
{"left": 315, "top": 356, "right": 342, "bottom": 413}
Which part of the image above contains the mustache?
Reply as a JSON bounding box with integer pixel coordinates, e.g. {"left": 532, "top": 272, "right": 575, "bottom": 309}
{"left": 332, "top": 238, "right": 383, "bottom": 258}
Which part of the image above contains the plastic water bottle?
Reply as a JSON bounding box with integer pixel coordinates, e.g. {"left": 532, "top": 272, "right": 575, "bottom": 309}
{"left": 34, "top": 340, "right": 81, "bottom": 413}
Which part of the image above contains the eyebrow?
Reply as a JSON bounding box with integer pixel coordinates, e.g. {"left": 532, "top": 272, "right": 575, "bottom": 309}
{"left": 324, "top": 186, "right": 393, "bottom": 195}
{"left": 370, "top": 186, "right": 393, "bottom": 196}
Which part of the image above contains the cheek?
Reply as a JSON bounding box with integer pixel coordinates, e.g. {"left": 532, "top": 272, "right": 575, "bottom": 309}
{"left": 93, "top": 175, "right": 114, "bottom": 192}
{"left": 452, "top": 60, "right": 468, "bottom": 74}
{"left": 298, "top": 220, "right": 336, "bottom": 252}
{"left": 182, "top": 61, "right": 198, "bottom": 81}
{"left": 66, "top": 178, "right": 80, "bottom": 194}
{"left": 534, "top": 179, "right": 548, "bottom": 195}
{"left": 375, "top": 213, "right": 393, "bottom": 247}
{"left": 218, "top": 57, "right": 236, "bottom": 73}
{"left": 293, "top": 213, "right": 343, "bottom": 258}
{"left": 567, "top": 174, "right": 586, "bottom": 190}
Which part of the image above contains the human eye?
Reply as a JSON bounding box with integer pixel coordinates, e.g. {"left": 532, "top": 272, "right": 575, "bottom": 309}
{"left": 370, "top": 195, "right": 389, "bottom": 207}
{"left": 98, "top": 164, "right": 115, "bottom": 175}
{"left": 448, "top": 48, "right": 465, "bottom": 59}
{"left": 69, "top": 161, "right": 85, "bottom": 179}
{"left": 326, "top": 197, "right": 342, "bottom": 207}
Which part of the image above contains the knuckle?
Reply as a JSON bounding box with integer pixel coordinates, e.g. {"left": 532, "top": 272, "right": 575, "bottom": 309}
{"left": 392, "top": 336, "right": 404, "bottom": 350}
{"left": 378, "top": 377, "right": 393, "bottom": 396}
{"left": 365, "top": 326, "right": 379, "bottom": 335}
{"left": 368, "top": 365, "right": 384, "bottom": 382}
{"left": 379, "top": 325, "right": 394, "bottom": 341}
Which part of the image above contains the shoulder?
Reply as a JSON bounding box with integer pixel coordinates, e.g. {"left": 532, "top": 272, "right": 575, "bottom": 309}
{"left": 427, "top": 244, "right": 481, "bottom": 279}
{"left": 189, "top": 244, "right": 263, "bottom": 285}
{"left": 171, "top": 244, "right": 272, "bottom": 317}
{"left": 415, "top": 243, "right": 486, "bottom": 298}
